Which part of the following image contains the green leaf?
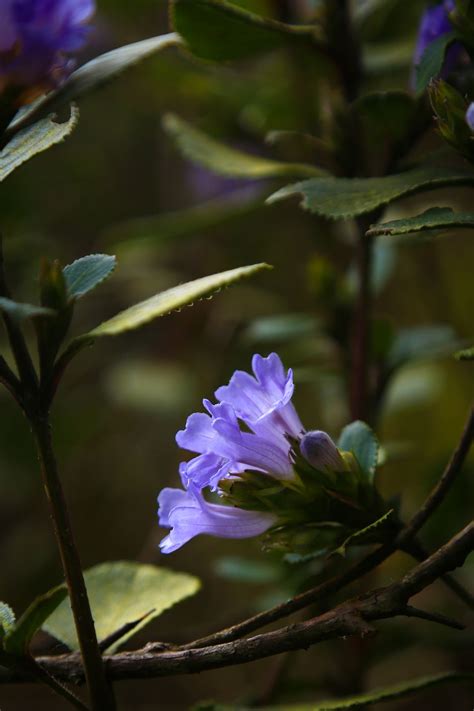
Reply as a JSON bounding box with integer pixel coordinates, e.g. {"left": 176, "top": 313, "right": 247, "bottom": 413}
{"left": 338, "top": 421, "right": 379, "bottom": 483}
{"left": 0, "top": 107, "right": 79, "bottom": 182}
{"left": 163, "top": 114, "right": 322, "bottom": 180}
{"left": 388, "top": 325, "right": 458, "bottom": 369}
{"left": 214, "top": 557, "right": 281, "bottom": 584}
{"left": 415, "top": 31, "right": 457, "bottom": 95}
{"left": 107, "top": 190, "right": 263, "bottom": 253}
{"left": 4, "top": 585, "right": 67, "bottom": 656}
{"left": 312, "top": 671, "right": 474, "bottom": 710}
{"left": 455, "top": 345, "right": 474, "bottom": 360}
{"left": 6, "top": 34, "right": 181, "bottom": 137}
{"left": 79, "top": 263, "right": 271, "bottom": 340}
{"left": 63, "top": 254, "right": 117, "bottom": 299}
{"left": 171, "top": 0, "right": 315, "bottom": 61}
{"left": 367, "top": 207, "right": 474, "bottom": 237}
{"left": 334, "top": 510, "right": 394, "bottom": 557}
{"left": 0, "top": 602, "right": 16, "bottom": 640}
{"left": 242, "top": 313, "right": 318, "bottom": 344}
{"left": 43, "top": 561, "right": 200, "bottom": 652}
{"left": 267, "top": 166, "right": 474, "bottom": 219}
{"left": 0, "top": 296, "right": 55, "bottom": 321}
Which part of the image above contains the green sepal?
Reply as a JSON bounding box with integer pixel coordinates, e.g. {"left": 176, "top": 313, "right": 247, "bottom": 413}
{"left": 429, "top": 80, "right": 474, "bottom": 161}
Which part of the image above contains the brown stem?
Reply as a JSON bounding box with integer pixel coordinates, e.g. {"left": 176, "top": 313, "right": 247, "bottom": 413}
{"left": 350, "top": 228, "right": 374, "bottom": 421}
{"left": 3, "top": 523, "right": 472, "bottom": 685}
{"left": 32, "top": 415, "right": 116, "bottom": 711}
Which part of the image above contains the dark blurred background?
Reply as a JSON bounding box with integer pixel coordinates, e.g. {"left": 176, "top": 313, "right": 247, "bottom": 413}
{"left": 0, "top": 0, "right": 473, "bottom": 709}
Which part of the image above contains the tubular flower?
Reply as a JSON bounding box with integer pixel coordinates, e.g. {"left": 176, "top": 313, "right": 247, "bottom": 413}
{"left": 158, "top": 353, "right": 372, "bottom": 554}
{"left": 0, "top": 0, "right": 95, "bottom": 101}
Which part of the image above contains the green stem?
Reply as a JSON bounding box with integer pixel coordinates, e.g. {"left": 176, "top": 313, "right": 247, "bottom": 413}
{"left": 31, "top": 415, "right": 116, "bottom": 711}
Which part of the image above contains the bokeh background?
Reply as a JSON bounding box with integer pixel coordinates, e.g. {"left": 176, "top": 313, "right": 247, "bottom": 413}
{"left": 0, "top": 0, "right": 473, "bottom": 709}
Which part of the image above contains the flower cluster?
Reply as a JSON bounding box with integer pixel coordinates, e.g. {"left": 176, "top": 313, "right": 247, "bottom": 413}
{"left": 0, "top": 0, "right": 95, "bottom": 101}
{"left": 158, "top": 354, "right": 382, "bottom": 554}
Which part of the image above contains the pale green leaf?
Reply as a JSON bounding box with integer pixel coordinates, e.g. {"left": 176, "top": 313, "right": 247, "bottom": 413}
{"left": 43, "top": 561, "right": 200, "bottom": 652}
{"left": 367, "top": 207, "right": 474, "bottom": 237}
{"left": 338, "top": 421, "right": 379, "bottom": 483}
{"left": 0, "top": 602, "right": 15, "bottom": 639}
{"left": 312, "top": 671, "right": 474, "bottom": 710}
{"left": 267, "top": 166, "right": 474, "bottom": 219}
{"left": 6, "top": 34, "right": 181, "bottom": 137}
{"left": 415, "top": 32, "right": 457, "bottom": 95}
{"left": 81, "top": 263, "right": 271, "bottom": 339}
{"left": 163, "top": 114, "right": 323, "bottom": 180}
{"left": 171, "top": 0, "right": 316, "bottom": 61}
{"left": 455, "top": 345, "right": 474, "bottom": 360}
{"left": 0, "top": 107, "right": 79, "bottom": 182}
{"left": 388, "top": 325, "right": 458, "bottom": 369}
{"left": 63, "top": 254, "right": 117, "bottom": 299}
{"left": 0, "top": 296, "right": 55, "bottom": 321}
{"left": 4, "top": 585, "right": 66, "bottom": 656}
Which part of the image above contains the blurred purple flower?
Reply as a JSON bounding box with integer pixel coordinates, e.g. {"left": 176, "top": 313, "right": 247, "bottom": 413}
{"left": 466, "top": 101, "right": 474, "bottom": 131}
{"left": 0, "top": 0, "right": 95, "bottom": 100}
{"left": 158, "top": 353, "right": 343, "bottom": 553}
{"left": 413, "top": 1, "right": 462, "bottom": 82}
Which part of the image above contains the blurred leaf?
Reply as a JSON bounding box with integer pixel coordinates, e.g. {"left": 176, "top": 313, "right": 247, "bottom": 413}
{"left": 0, "top": 296, "right": 55, "bottom": 321}
{"left": 388, "top": 325, "right": 458, "bottom": 369}
{"left": 163, "top": 114, "right": 323, "bottom": 179}
{"left": 6, "top": 34, "right": 181, "bottom": 136}
{"left": 347, "top": 242, "right": 397, "bottom": 295}
{"left": 0, "top": 107, "right": 79, "bottom": 183}
{"left": 267, "top": 166, "right": 474, "bottom": 219}
{"left": 363, "top": 39, "right": 415, "bottom": 74}
{"left": 4, "top": 585, "right": 67, "bottom": 656}
{"left": 367, "top": 207, "right": 474, "bottom": 237}
{"left": 63, "top": 254, "right": 117, "bottom": 299}
{"left": 415, "top": 32, "right": 457, "bottom": 95}
{"left": 242, "top": 313, "right": 318, "bottom": 344}
{"left": 214, "top": 557, "right": 281, "bottom": 584}
{"left": 43, "top": 561, "right": 200, "bottom": 652}
{"left": 171, "top": 0, "right": 316, "bottom": 61}
{"left": 338, "top": 421, "right": 379, "bottom": 483}
{"left": 455, "top": 345, "right": 474, "bottom": 360}
{"left": 312, "top": 671, "right": 474, "bottom": 709}
{"left": 108, "top": 190, "right": 263, "bottom": 253}
{"left": 78, "top": 263, "right": 271, "bottom": 339}
{"left": 0, "top": 603, "right": 15, "bottom": 640}
{"left": 334, "top": 510, "right": 394, "bottom": 556}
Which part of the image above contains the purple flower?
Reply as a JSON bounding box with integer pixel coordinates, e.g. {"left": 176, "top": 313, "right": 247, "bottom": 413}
{"left": 158, "top": 353, "right": 345, "bottom": 553}
{"left": 300, "top": 431, "right": 345, "bottom": 473}
{"left": 0, "top": 0, "right": 95, "bottom": 100}
{"left": 466, "top": 102, "right": 474, "bottom": 131}
{"left": 413, "top": 1, "right": 462, "bottom": 81}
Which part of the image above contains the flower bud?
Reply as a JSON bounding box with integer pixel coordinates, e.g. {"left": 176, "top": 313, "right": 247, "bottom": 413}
{"left": 300, "top": 431, "right": 345, "bottom": 472}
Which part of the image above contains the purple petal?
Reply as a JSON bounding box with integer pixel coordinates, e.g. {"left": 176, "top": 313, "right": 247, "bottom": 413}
{"left": 179, "top": 453, "right": 233, "bottom": 492}
{"left": 158, "top": 487, "right": 276, "bottom": 553}
{"left": 466, "top": 102, "right": 474, "bottom": 131}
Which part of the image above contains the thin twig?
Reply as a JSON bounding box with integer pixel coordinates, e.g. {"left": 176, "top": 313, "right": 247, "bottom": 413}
{"left": 32, "top": 415, "right": 116, "bottom": 711}
{"left": 3, "top": 523, "right": 471, "bottom": 685}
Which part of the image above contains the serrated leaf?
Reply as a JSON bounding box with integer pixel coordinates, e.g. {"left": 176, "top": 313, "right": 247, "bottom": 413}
{"left": 171, "top": 0, "right": 316, "bottom": 61}
{"left": 415, "top": 31, "right": 457, "bottom": 95}
{"left": 334, "top": 510, "right": 394, "bottom": 557}
{"left": 388, "top": 325, "right": 458, "bottom": 369}
{"left": 0, "top": 107, "right": 78, "bottom": 182}
{"left": 63, "top": 254, "right": 117, "bottom": 299}
{"left": 4, "top": 585, "right": 66, "bottom": 656}
{"left": 0, "top": 296, "right": 55, "bottom": 321}
{"left": 6, "top": 34, "right": 181, "bottom": 137}
{"left": 163, "top": 114, "right": 322, "bottom": 180}
{"left": 338, "top": 421, "right": 379, "bottom": 483}
{"left": 455, "top": 345, "right": 474, "bottom": 360}
{"left": 43, "top": 562, "right": 200, "bottom": 653}
{"left": 267, "top": 166, "right": 474, "bottom": 219}
{"left": 368, "top": 207, "right": 474, "bottom": 237}
{"left": 0, "top": 602, "right": 16, "bottom": 640}
{"left": 312, "top": 671, "right": 474, "bottom": 710}
{"left": 79, "top": 263, "right": 271, "bottom": 339}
